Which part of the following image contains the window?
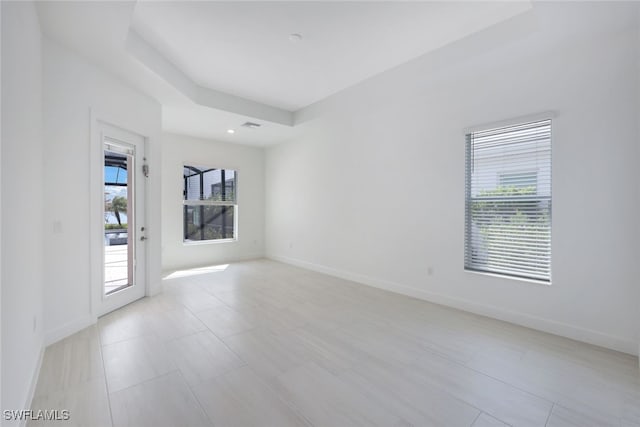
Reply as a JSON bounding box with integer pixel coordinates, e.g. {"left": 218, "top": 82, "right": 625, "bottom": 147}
{"left": 465, "top": 119, "right": 551, "bottom": 282}
{"left": 183, "top": 165, "right": 236, "bottom": 242}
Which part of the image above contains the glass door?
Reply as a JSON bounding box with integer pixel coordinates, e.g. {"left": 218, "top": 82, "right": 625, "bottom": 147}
{"left": 104, "top": 146, "right": 134, "bottom": 294}
{"left": 99, "top": 123, "right": 146, "bottom": 315}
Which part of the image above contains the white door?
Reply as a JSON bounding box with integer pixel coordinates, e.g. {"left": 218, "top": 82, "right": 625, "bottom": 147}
{"left": 99, "top": 123, "right": 146, "bottom": 315}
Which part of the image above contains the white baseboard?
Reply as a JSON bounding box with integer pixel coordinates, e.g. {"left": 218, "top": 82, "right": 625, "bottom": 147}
{"left": 44, "top": 315, "right": 96, "bottom": 347}
{"left": 20, "top": 344, "right": 45, "bottom": 427}
{"left": 267, "top": 254, "right": 638, "bottom": 356}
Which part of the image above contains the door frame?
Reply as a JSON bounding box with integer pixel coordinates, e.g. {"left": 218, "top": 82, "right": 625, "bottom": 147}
{"left": 90, "top": 112, "right": 150, "bottom": 317}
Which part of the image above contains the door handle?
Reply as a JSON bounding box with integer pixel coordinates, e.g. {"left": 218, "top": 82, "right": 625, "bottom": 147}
{"left": 140, "top": 236, "right": 147, "bottom": 241}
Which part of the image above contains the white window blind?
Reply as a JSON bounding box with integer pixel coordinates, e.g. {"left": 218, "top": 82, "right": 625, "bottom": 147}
{"left": 465, "top": 119, "right": 552, "bottom": 282}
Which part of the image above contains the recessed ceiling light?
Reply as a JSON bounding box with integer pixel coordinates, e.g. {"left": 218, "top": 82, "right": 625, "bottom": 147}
{"left": 227, "top": 129, "right": 235, "bottom": 134}
{"left": 288, "top": 33, "right": 303, "bottom": 42}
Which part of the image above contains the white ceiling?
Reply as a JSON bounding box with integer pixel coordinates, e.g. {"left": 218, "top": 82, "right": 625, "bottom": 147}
{"left": 131, "top": 1, "right": 531, "bottom": 111}
{"left": 36, "top": 1, "right": 537, "bottom": 146}
{"left": 162, "top": 104, "right": 304, "bottom": 146}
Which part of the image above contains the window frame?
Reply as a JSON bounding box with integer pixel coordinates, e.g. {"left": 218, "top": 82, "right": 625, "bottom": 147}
{"left": 182, "top": 164, "right": 238, "bottom": 244}
{"left": 464, "top": 114, "right": 553, "bottom": 284}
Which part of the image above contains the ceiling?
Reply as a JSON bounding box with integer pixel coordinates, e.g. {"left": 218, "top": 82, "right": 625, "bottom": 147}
{"left": 131, "top": 1, "right": 531, "bottom": 111}
{"left": 162, "top": 103, "right": 305, "bottom": 146}
{"left": 36, "top": 1, "right": 534, "bottom": 146}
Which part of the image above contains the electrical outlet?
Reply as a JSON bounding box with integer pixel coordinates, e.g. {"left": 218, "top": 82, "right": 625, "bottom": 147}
{"left": 427, "top": 267, "right": 434, "bottom": 276}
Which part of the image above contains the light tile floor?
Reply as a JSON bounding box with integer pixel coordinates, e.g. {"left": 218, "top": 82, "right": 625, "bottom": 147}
{"left": 30, "top": 259, "right": 640, "bottom": 427}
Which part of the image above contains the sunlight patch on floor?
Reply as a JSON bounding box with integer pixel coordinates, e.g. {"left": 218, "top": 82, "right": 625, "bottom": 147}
{"left": 163, "top": 264, "right": 230, "bottom": 280}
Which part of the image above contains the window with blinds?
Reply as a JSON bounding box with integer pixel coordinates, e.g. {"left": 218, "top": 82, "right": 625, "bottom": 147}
{"left": 465, "top": 119, "right": 551, "bottom": 282}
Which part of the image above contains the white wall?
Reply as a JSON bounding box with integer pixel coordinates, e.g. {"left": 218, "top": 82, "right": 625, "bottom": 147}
{"left": 1, "top": 1, "right": 44, "bottom": 419}
{"left": 637, "top": 8, "right": 640, "bottom": 360}
{"left": 1, "top": 0, "right": 3, "bottom": 413}
{"left": 42, "top": 38, "right": 162, "bottom": 343}
{"left": 266, "top": 3, "right": 640, "bottom": 354}
{"left": 162, "top": 133, "right": 264, "bottom": 272}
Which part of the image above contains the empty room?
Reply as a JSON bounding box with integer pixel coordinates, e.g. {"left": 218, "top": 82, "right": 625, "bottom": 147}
{"left": 2, "top": 1, "right": 640, "bottom": 426}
